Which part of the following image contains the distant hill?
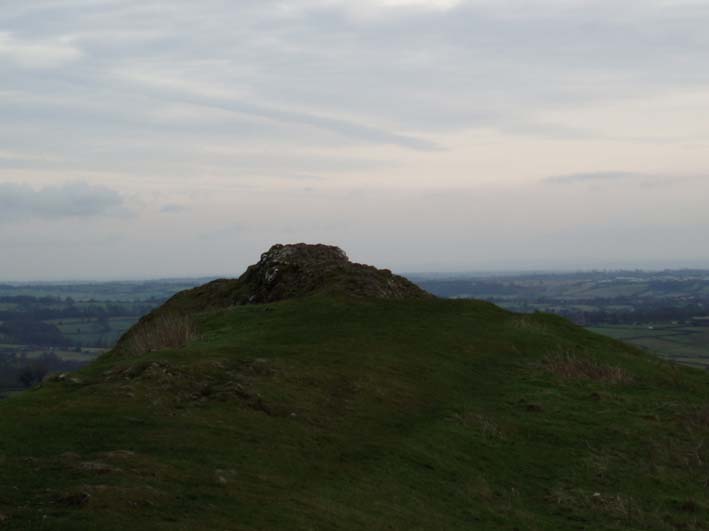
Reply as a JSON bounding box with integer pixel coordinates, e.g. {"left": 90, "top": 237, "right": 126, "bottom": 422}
{"left": 1, "top": 244, "right": 709, "bottom": 530}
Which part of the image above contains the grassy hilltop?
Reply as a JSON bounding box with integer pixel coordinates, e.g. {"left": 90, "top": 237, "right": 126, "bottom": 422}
{"left": 1, "top": 245, "right": 709, "bottom": 530}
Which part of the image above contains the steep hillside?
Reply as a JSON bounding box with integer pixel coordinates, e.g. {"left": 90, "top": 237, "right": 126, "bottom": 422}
{"left": 1, "top": 245, "right": 709, "bottom": 530}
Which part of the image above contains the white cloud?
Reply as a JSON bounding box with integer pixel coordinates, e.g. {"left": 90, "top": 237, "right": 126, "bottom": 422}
{"left": 0, "top": 32, "right": 82, "bottom": 68}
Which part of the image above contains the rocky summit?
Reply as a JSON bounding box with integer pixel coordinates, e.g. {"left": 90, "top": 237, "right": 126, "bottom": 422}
{"left": 161, "top": 243, "right": 427, "bottom": 309}
{"left": 238, "top": 243, "right": 429, "bottom": 303}
{"left": 115, "top": 243, "right": 429, "bottom": 355}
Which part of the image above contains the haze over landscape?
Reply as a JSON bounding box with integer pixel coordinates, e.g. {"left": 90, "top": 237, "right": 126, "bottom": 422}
{"left": 2, "top": 0, "right": 709, "bottom": 280}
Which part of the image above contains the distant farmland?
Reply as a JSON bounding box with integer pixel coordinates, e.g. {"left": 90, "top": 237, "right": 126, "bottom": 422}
{"left": 588, "top": 323, "right": 709, "bottom": 369}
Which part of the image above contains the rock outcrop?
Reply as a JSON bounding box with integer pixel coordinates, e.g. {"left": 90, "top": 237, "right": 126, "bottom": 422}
{"left": 237, "top": 243, "right": 428, "bottom": 304}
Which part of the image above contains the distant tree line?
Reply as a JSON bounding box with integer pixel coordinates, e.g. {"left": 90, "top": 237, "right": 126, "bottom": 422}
{"left": 0, "top": 296, "right": 156, "bottom": 321}
{"left": 0, "top": 352, "right": 86, "bottom": 391}
{"left": 0, "top": 320, "right": 72, "bottom": 347}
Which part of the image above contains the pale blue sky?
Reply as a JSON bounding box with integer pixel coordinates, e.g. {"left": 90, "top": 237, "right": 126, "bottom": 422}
{"left": 1, "top": 0, "right": 708, "bottom": 279}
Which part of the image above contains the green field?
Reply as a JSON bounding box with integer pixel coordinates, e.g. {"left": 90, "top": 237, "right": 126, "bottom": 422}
{"left": 47, "top": 316, "right": 139, "bottom": 347}
{"left": 589, "top": 324, "right": 709, "bottom": 369}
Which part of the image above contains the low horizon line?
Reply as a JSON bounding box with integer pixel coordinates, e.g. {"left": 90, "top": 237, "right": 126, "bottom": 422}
{"left": 3, "top": 267, "right": 709, "bottom": 285}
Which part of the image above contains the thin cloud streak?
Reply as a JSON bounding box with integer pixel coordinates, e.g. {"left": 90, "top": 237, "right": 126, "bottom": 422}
{"left": 544, "top": 172, "right": 708, "bottom": 187}
{"left": 544, "top": 172, "right": 640, "bottom": 184}
{"left": 112, "top": 68, "right": 441, "bottom": 151}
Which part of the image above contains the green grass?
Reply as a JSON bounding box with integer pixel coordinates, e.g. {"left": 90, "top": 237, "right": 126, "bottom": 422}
{"left": 1, "top": 296, "right": 709, "bottom": 529}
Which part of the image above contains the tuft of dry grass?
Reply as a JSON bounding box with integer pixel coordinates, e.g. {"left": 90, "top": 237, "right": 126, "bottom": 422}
{"left": 120, "top": 314, "right": 197, "bottom": 356}
{"left": 546, "top": 487, "right": 647, "bottom": 527}
{"left": 543, "top": 351, "right": 633, "bottom": 384}
{"left": 508, "top": 315, "right": 549, "bottom": 334}
{"left": 449, "top": 410, "right": 506, "bottom": 440}
{"left": 592, "top": 493, "right": 645, "bottom": 523}
{"left": 684, "top": 406, "right": 709, "bottom": 430}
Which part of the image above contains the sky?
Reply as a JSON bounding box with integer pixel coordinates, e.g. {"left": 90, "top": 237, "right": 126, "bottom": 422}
{"left": 1, "top": 0, "right": 708, "bottom": 280}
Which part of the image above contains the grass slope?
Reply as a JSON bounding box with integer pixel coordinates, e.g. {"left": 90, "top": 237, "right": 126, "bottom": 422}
{"left": 1, "top": 296, "right": 709, "bottom": 530}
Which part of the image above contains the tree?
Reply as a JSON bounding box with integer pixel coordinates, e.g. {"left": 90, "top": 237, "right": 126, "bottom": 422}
{"left": 18, "top": 367, "right": 36, "bottom": 388}
{"left": 17, "top": 360, "right": 49, "bottom": 388}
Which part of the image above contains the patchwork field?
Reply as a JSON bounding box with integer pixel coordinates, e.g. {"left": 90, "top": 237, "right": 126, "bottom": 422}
{"left": 589, "top": 324, "right": 709, "bottom": 369}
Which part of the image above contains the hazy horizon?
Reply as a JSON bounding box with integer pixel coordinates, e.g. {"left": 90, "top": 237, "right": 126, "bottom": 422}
{"left": 2, "top": 0, "right": 708, "bottom": 280}
{"left": 4, "top": 258, "right": 709, "bottom": 283}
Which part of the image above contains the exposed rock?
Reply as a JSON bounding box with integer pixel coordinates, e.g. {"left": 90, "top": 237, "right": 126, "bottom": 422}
{"left": 214, "top": 468, "right": 237, "bottom": 486}
{"left": 45, "top": 373, "right": 83, "bottom": 385}
{"left": 78, "top": 461, "right": 121, "bottom": 474}
{"left": 175, "top": 243, "right": 430, "bottom": 309}
{"left": 235, "top": 243, "right": 427, "bottom": 304}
